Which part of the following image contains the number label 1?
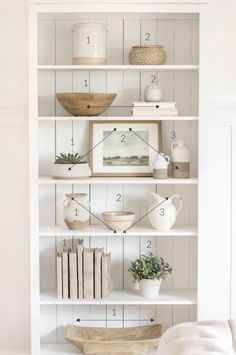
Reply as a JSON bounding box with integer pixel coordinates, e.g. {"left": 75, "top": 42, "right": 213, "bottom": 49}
{"left": 86, "top": 36, "right": 91, "bottom": 44}
{"left": 84, "top": 79, "right": 88, "bottom": 87}
{"left": 74, "top": 209, "right": 78, "bottom": 217}
{"left": 112, "top": 308, "right": 116, "bottom": 317}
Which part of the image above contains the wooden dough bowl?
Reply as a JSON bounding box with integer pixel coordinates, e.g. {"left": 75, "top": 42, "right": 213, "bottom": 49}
{"left": 56, "top": 93, "right": 117, "bottom": 116}
{"left": 65, "top": 324, "right": 162, "bottom": 355}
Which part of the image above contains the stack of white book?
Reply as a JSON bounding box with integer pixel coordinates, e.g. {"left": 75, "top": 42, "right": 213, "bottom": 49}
{"left": 132, "top": 102, "right": 178, "bottom": 116}
{"left": 57, "top": 239, "right": 111, "bottom": 300}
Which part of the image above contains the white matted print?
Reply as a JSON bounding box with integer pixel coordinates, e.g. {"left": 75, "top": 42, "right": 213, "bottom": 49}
{"left": 89, "top": 121, "right": 162, "bottom": 176}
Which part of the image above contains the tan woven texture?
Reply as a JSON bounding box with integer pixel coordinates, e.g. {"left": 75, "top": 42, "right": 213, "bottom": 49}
{"left": 129, "top": 45, "right": 166, "bottom": 65}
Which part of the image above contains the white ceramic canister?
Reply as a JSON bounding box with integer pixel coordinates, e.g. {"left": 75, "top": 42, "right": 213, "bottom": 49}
{"left": 139, "top": 279, "right": 162, "bottom": 298}
{"left": 73, "top": 23, "right": 106, "bottom": 65}
{"left": 63, "top": 193, "right": 89, "bottom": 230}
{"left": 152, "top": 153, "right": 170, "bottom": 179}
{"left": 144, "top": 84, "right": 162, "bottom": 102}
{"left": 171, "top": 140, "right": 190, "bottom": 178}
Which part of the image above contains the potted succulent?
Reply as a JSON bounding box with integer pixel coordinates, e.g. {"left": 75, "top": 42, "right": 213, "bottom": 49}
{"left": 128, "top": 253, "right": 172, "bottom": 298}
{"left": 51, "top": 153, "right": 91, "bottom": 179}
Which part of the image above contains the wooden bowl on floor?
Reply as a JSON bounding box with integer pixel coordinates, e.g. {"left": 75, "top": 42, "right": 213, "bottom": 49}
{"left": 56, "top": 93, "right": 117, "bottom": 116}
{"left": 65, "top": 324, "right": 162, "bottom": 355}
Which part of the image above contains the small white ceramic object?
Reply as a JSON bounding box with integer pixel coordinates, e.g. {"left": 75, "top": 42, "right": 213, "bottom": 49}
{"left": 144, "top": 84, "right": 162, "bottom": 102}
{"left": 171, "top": 140, "right": 190, "bottom": 162}
{"left": 152, "top": 153, "right": 170, "bottom": 179}
{"left": 51, "top": 163, "right": 91, "bottom": 179}
{"left": 148, "top": 193, "right": 183, "bottom": 230}
{"left": 139, "top": 279, "right": 162, "bottom": 298}
{"left": 171, "top": 140, "right": 190, "bottom": 178}
{"left": 63, "top": 193, "right": 89, "bottom": 230}
{"left": 73, "top": 23, "right": 106, "bottom": 64}
{"left": 102, "top": 211, "right": 135, "bottom": 231}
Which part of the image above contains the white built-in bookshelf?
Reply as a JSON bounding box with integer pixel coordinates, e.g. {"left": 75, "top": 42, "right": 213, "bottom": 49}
{"left": 29, "top": 2, "right": 208, "bottom": 354}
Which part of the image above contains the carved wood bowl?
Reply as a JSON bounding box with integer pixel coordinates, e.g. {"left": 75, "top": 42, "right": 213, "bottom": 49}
{"left": 65, "top": 324, "right": 162, "bottom": 355}
{"left": 56, "top": 93, "right": 117, "bottom": 116}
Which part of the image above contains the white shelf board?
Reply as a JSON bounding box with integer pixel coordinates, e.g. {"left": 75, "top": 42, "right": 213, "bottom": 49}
{"left": 38, "top": 116, "right": 199, "bottom": 121}
{"left": 39, "top": 176, "right": 198, "bottom": 185}
{"left": 38, "top": 64, "right": 199, "bottom": 71}
{"left": 39, "top": 224, "right": 197, "bottom": 237}
{"left": 41, "top": 289, "right": 197, "bottom": 305}
{"left": 41, "top": 344, "right": 158, "bottom": 355}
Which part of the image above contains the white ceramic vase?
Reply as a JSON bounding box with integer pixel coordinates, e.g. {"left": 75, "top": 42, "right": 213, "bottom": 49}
{"left": 139, "top": 279, "right": 162, "bottom": 298}
{"left": 51, "top": 163, "right": 91, "bottom": 179}
{"left": 144, "top": 84, "right": 162, "bottom": 102}
{"left": 73, "top": 23, "right": 106, "bottom": 64}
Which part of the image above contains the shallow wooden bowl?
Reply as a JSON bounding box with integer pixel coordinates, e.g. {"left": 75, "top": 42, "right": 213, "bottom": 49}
{"left": 65, "top": 324, "right": 161, "bottom": 355}
{"left": 56, "top": 93, "right": 117, "bottom": 116}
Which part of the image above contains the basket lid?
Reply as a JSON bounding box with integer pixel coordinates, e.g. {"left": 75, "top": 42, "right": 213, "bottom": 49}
{"left": 132, "top": 45, "right": 164, "bottom": 49}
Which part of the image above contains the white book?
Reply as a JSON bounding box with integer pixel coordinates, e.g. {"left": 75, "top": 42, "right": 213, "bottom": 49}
{"left": 62, "top": 250, "right": 69, "bottom": 299}
{"left": 132, "top": 108, "right": 178, "bottom": 116}
{"left": 83, "top": 248, "right": 94, "bottom": 299}
{"left": 94, "top": 248, "right": 104, "bottom": 299}
{"left": 56, "top": 252, "right": 62, "bottom": 299}
{"left": 69, "top": 251, "right": 77, "bottom": 299}
{"left": 133, "top": 101, "right": 176, "bottom": 108}
{"left": 102, "top": 253, "right": 111, "bottom": 299}
{"left": 77, "top": 239, "right": 84, "bottom": 299}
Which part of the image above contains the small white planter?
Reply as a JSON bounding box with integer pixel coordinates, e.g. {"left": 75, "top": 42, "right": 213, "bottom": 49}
{"left": 51, "top": 163, "right": 91, "bottom": 179}
{"left": 139, "top": 279, "right": 162, "bottom": 298}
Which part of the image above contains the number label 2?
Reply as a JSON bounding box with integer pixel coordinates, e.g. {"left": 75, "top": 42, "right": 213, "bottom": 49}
{"left": 145, "top": 33, "right": 151, "bottom": 41}
{"left": 116, "top": 194, "right": 122, "bottom": 202}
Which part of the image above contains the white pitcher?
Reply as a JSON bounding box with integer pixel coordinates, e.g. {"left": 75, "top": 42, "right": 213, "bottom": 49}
{"left": 148, "top": 193, "right": 183, "bottom": 230}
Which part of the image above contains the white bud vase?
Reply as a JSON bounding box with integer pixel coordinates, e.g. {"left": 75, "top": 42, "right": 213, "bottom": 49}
{"left": 144, "top": 85, "right": 162, "bottom": 102}
{"left": 139, "top": 279, "right": 162, "bottom": 298}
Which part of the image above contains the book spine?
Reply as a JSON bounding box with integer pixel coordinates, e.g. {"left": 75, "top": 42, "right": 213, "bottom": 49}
{"left": 102, "top": 253, "right": 109, "bottom": 299}
{"left": 94, "top": 249, "right": 103, "bottom": 299}
{"left": 69, "top": 251, "right": 78, "bottom": 299}
{"left": 77, "top": 242, "right": 84, "bottom": 299}
{"left": 83, "top": 248, "right": 94, "bottom": 299}
{"left": 62, "top": 251, "right": 69, "bottom": 299}
{"left": 56, "top": 253, "right": 62, "bottom": 299}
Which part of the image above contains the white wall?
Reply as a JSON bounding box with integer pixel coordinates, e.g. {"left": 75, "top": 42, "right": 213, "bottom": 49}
{"left": 0, "top": 0, "right": 235, "bottom": 353}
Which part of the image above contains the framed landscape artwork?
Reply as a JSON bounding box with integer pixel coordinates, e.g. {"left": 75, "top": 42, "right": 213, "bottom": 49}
{"left": 89, "top": 121, "right": 162, "bottom": 176}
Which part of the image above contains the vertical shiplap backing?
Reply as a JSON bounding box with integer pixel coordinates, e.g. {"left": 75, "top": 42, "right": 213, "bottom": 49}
{"left": 38, "top": 14, "right": 199, "bottom": 341}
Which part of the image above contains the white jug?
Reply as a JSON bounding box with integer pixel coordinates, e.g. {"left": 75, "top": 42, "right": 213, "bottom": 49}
{"left": 171, "top": 140, "right": 190, "bottom": 162}
{"left": 152, "top": 153, "right": 170, "bottom": 179}
{"left": 148, "top": 193, "right": 183, "bottom": 230}
{"left": 171, "top": 140, "right": 190, "bottom": 178}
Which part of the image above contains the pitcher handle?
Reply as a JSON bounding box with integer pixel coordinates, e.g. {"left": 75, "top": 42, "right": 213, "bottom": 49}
{"left": 171, "top": 194, "right": 183, "bottom": 216}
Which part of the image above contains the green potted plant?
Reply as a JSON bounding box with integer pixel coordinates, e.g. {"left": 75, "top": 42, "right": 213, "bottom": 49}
{"left": 128, "top": 253, "right": 172, "bottom": 298}
{"left": 51, "top": 153, "right": 91, "bottom": 179}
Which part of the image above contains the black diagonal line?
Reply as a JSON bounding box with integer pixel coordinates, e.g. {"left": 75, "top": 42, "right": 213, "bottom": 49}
{"left": 73, "top": 198, "right": 115, "bottom": 232}
{"left": 124, "top": 198, "right": 168, "bottom": 232}
{"left": 69, "top": 128, "right": 117, "bottom": 170}
{"left": 130, "top": 129, "right": 167, "bottom": 160}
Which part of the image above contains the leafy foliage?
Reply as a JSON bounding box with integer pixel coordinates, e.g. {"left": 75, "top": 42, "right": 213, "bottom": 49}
{"left": 128, "top": 253, "right": 172, "bottom": 281}
{"left": 55, "top": 153, "right": 86, "bottom": 164}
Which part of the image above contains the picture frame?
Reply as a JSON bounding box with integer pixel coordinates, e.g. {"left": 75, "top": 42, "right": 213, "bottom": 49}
{"left": 89, "top": 120, "right": 162, "bottom": 177}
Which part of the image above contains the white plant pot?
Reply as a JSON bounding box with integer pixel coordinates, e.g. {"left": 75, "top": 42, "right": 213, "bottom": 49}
{"left": 139, "top": 279, "right": 162, "bottom": 298}
{"left": 51, "top": 163, "right": 91, "bottom": 179}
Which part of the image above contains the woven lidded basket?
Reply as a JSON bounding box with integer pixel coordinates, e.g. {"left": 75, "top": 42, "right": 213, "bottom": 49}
{"left": 129, "top": 45, "right": 166, "bottom": 65}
